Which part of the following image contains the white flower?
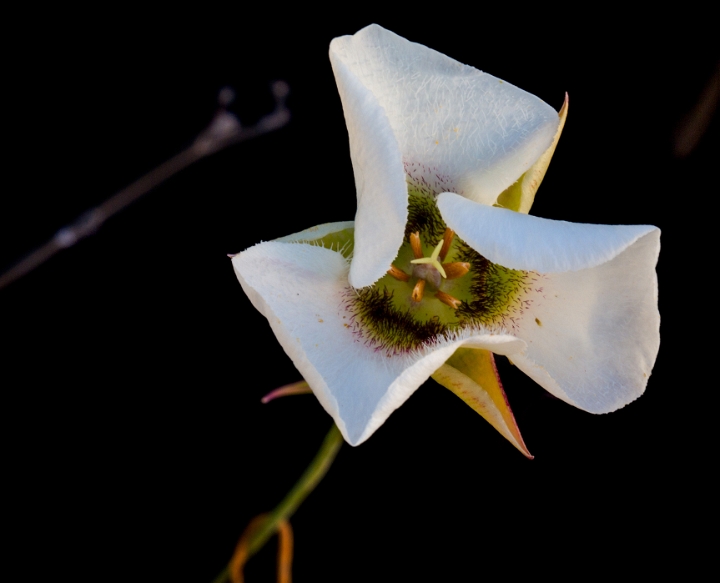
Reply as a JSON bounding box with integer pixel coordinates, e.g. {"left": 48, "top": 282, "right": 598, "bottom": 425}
{"left": 231, "top": 25, "right": 660, "bottom": 449}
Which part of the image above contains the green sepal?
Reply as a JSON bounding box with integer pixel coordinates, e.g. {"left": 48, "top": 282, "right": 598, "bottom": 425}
{"left": 496, "top": 94, "right": 569, "bottom": 214}
{"left": 432, "top": 347, "right": 532, "bottom": 458}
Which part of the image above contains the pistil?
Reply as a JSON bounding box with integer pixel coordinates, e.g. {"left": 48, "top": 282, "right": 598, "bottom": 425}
{"left": 391, "top": 229, "right": 471, "bottom": 308}
{"left": 411, "top": 240, "right": 447, "bottom": 278}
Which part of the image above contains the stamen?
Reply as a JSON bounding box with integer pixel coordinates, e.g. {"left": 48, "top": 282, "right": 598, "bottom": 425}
{"left": 387, "top": 265, "right": 410, "bottom": 282}
{"left": 439, "top": 228, "right": 455, "bottom": 262}
{"left": 410, "top": 240, "right": 447, "bottom": 278}
{"left": 442, "top": 262, "right": 470, "bottom": 280}
{"left": 410, "top": 232, "right": 423, "bottom": 259}
{"left": 411, "top": 279, "right": 425, "bottom": 302}
{"left": 436, "top": 290, "right": 462, "bottom": 310}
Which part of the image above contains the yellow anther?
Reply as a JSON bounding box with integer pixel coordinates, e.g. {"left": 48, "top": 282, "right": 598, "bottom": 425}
{"left": 436, "top": 290, "right": 462, "bottom": 310}
{"left": 409, "top": 232, "right": 423, "bottom": 259}
{"left": 411, "top": 279, "right": 425, "bottom": 302}
{"left": 439, "top": 228, "right": 455, "bottom": 262}
{"left": 443, "top": 262, "right": 470, "bottom": 280}
{"left": 410, "top": 240, "right": 447, "bottom": 278}
{"left": 387, "top": 265, "right": 410, "bottom": 282}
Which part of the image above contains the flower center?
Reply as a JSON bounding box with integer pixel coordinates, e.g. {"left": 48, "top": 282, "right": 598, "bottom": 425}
{"left": 388, "top": 229, "right": 469, "bottom": 310}
{"left": 345, "top": 190, "right": 533, "bottom": 354}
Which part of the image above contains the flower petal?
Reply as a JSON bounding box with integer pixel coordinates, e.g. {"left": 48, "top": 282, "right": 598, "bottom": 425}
{"left": 509, "top": 229, "right": 660, "bottom": 413}
{"left": 232, "top": 234, "right": 525, "bottom": 445}
{"left": 329, "top": 54, "right": 408, "bottom": 288}
{"left": 437, "top": 193, "right": 657, "bottom": 272}
{"left": 437, "top": 196, "right": 660, "bottom": 412}
{"left": 330, "top": 24, "right": 560, "bottom": 210}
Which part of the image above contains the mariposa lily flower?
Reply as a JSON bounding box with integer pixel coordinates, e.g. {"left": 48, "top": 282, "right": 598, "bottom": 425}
{"left": 232, "top": 25, "right": 660, "bottom": 454}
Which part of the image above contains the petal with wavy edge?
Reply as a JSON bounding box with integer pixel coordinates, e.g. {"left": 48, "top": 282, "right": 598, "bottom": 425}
{"left": 329, "top": 55, "right": 408, "bottom": 288}
{"left": 438, "top": 193, "right": 657, "bottom": 272}
{"left": 432, "top": 348, "right": 532, "bottom": 458}
{"left": 509, "top": 228, "right": 660, "bottom": 413}
{"left": 496, "top": 93, "right": 569, "bottom": 214}
{"left": 330, "top": 24, "right": 559, "bottom": 214}
{"left": 232, "top": 236, "right": 526, "bottom": 445}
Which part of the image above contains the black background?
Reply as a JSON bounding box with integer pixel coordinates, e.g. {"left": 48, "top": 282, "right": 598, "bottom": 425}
{"left": 3, "top": 10, "right": 716, "bottom": 582}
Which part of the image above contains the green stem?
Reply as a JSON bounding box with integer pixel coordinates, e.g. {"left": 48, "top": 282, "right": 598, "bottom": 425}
{"left": 211, "top": 423, "right": 344, "bottom": 583}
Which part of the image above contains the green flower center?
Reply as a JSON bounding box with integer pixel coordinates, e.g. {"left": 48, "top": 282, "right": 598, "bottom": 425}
{"left": 348, "top": 190, "right": 533, "bottom": 354}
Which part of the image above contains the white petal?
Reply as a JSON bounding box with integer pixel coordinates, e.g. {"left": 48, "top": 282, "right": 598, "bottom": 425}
{"left": 438, "top": 192, "right": 657, "bottom": 272}
{"left": 329, "top": 56, "right": 408, "bottom": 289}
{"left": 330, "top": 24, "right": 559, "bottom": 208}
{"left": 232, "top": 239, "right": 524, "bottom": 445}
{"left": 510, "top": 229, "right": 660, "bottom": 413}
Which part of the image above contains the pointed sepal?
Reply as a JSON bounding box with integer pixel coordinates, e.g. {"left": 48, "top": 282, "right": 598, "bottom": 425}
{"left": 432, "top": 347, "right": 532, "bottom": 458}
{"left": 496, "top": 93, "right": 569, "bottom": 214}
{"left": 261, "top": 380, "right": 313, "bottom": 404}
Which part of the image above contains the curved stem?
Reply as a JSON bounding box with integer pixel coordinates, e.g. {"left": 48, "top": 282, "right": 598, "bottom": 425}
{"left": 211, "top": 423, "right": 344, "bottom": 583}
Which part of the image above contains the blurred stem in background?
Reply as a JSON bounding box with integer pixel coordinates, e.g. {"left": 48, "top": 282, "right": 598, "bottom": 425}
{"left": 0, "top": 82, "right": 290, "bottom": 291}
{"left": 674, "top": 61, "right": 720, "bottom": 158}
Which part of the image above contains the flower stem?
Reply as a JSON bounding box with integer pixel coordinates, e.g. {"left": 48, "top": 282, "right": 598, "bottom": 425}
{"left": 211, "top": 423, "right": 344, "bottom": 583}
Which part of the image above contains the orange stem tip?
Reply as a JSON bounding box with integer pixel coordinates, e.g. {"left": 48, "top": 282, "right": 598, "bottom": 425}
{"left": 230, "top": 513, "right": 294, "bottom": 583}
